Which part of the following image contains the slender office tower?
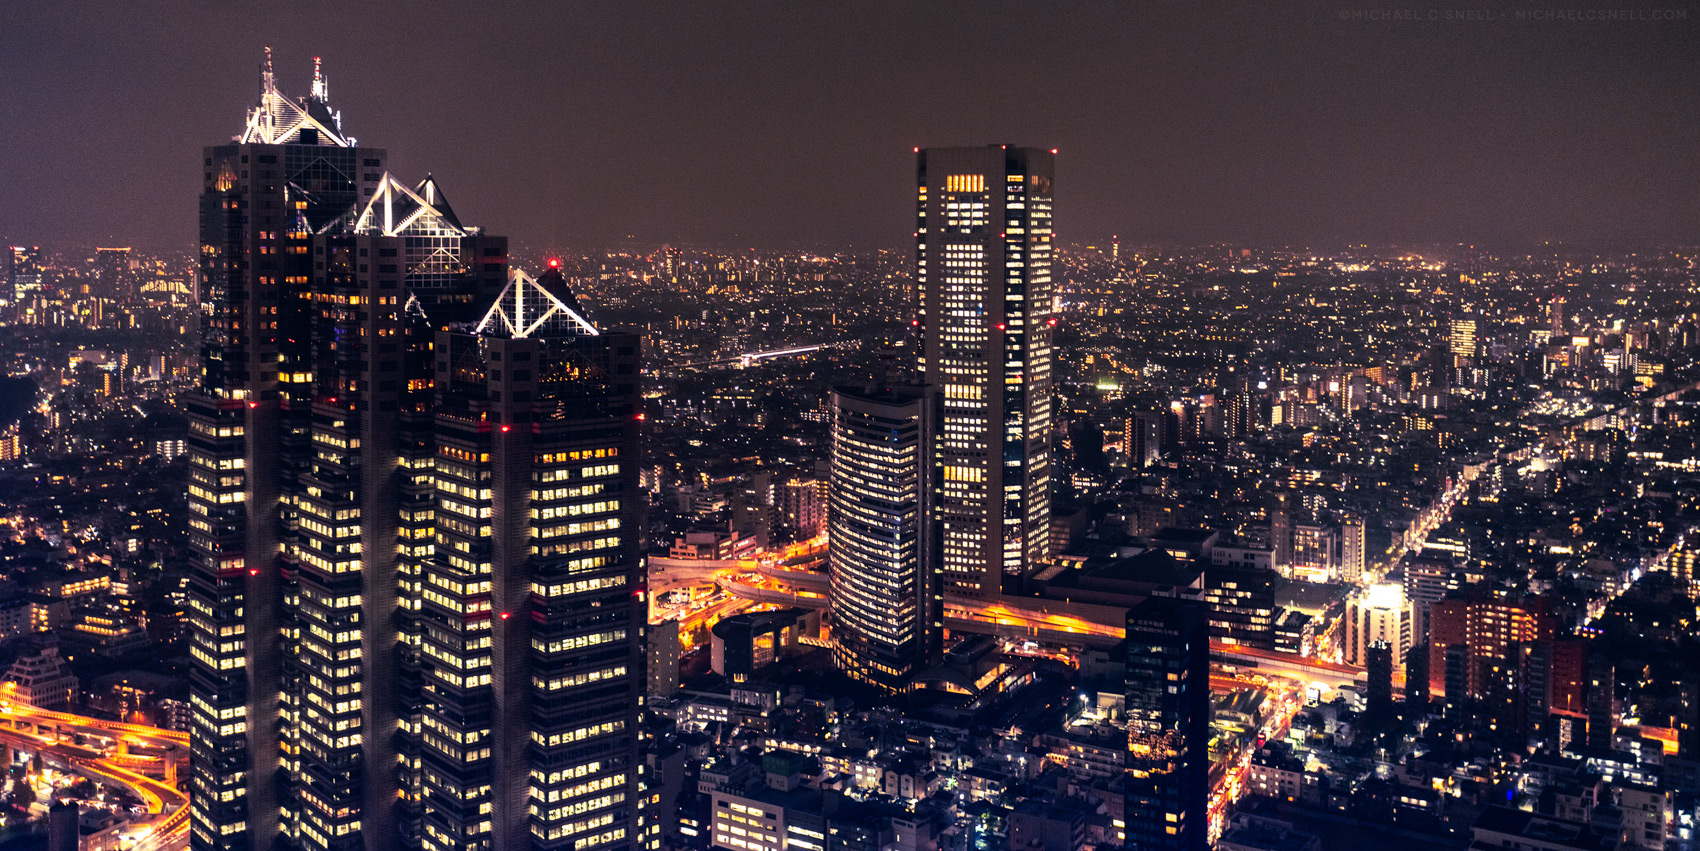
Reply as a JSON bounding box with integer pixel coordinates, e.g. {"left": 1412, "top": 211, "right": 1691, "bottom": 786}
{"left": 827, "top": 386, "right": 939, "bottom": 691}
{"left": 297, "top": 174, "right": 506, "bottom": 850}
{"left": 1270, "top": 491, "right": 1292, "bottom": 576}
{"left": 1124, "top": 598, "right": 1210, "bottom": 851}
{"left": 914, "top": 146, "right": 1055, "bottom": 597}
{"left": 422, "top": 269, "right": 644, "bottom": 851}
{"left": 188, "top": 50, "right": 386, "bottom": 851}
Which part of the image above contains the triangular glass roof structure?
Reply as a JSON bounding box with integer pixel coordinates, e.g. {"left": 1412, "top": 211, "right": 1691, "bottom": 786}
{"left": 354, "top": 173, "right": 467, "bottom": 237}
{"left": 413, "top": 175, "right": 461, "bottom": 229}
{"left": 475, "top": 269, "right": 599, "bottom": 339}
{"left": 239, "top": 49, "right": 352, "bottom": 147}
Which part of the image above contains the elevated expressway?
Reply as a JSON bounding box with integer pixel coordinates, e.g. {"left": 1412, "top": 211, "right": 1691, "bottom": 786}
{"left": 699, "top": 559, "right": 1366, "bottom": 690}
{"left": 0, "top": 701, "right": 188, "bottom": 849}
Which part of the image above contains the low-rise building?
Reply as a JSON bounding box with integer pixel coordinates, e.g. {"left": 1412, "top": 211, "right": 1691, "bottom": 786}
{"left": 1470, "top": 806, "right": 1615, "bottom": 851}
{"left": 1216, "top": 813, "right": 1321, "bottom": 851}
{"left": 2, "top": 641, "right": 78, "bottom": 709}
{"left": 1248, "top": 745, "right": 1306, "bottom": 803}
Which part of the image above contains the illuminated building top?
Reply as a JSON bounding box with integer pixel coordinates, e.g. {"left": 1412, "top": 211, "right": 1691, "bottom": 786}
{"left": 353, "top": 172, "right": 466, "bottom": 237}
{"left": 475, "top": 267, "right": 599, "bottom": 339}
{"left": 238, "top": 47, "right": 353, "bottom": 146}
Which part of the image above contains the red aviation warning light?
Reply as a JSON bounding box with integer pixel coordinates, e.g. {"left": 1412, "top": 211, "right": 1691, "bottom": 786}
{"left": 548, "top": 258, "right": 559, "bottom": 268}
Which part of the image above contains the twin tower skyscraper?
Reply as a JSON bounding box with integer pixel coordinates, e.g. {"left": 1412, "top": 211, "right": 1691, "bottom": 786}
{"left": 186, "top": 55, "right": 644, "bottom": 851}
{"left": 828, "top": 146, "right": 1057, "bottom": 691}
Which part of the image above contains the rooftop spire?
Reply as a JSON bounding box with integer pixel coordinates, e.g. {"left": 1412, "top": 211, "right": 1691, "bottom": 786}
{"left": 261, "top": 46, "right": 276, "bottom": 94}
{"left": 238, "top": 48, "right": 352, "bottom": 147}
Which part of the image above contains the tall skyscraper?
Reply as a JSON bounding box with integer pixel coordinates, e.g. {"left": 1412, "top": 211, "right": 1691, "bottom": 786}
{"left": 1365, "top": 640, "right": 1394, "bottom": 727}
{"left": 1547, "top": 296, "right": 1566, "bottom": 335}
{"left": 1269, "top": 492, "right": 1292, "bottom": 575}
{"left": 95, "top": 246, "right": 136, "bottom": 302}
{"left": 1402, "top": 553, "right": 1455, "bottom": 643}
{"left": 188, "top": 53, "right": 642, "bottom": 851}
{"left": 1340, "top": 514, "right": 1366, "bottom": 584}
{"left": 1128, "top": 411, "right": 1163, "bottom": 469}
{"left": 1405, "top": 643, "right": 1431, "bottom": 708}
{"left": 1448, "top": 317, "right": 1478, "bottom": 365}
{"left": 1425, "top": 594, "right": 1556, "bottom": 699}
{"left": 826, "top": 386, "right": 938, "bottom": 691}
{"left": 421, "top": 271, "right": 644, "bottom": 851}
{"left": 914, "top": 145, "right": 1055, "bottom": 597}
{"left": 188, "top": 51, "right": 386, "bottom": 851}
{"left": 1586, "top": 653, "right": 1617, "bottom": 749}
{"left": 1124, "top": 598, "right": 1210, "bottom": 851}
{"left": 8, "top": 245, "right": 44, "bottom": 321}
{"left": 303, "top": 171, "right": 505, "bottom": 850}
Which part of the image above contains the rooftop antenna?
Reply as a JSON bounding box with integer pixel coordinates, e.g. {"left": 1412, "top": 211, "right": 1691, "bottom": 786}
{"left": 311, "top": 55, "right": 327, "bottom": 101}
{"left": 261, "top": 45, "right": 276, "bottom": 93}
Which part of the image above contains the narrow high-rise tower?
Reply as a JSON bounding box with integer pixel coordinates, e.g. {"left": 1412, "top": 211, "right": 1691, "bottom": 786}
{"left": 914, "top": 146, "right": 1055, "bottom": 597}
{"left": 423, "top": 269, "right": 644, "bottom": 851}
{"left": 188, "top": 50, "right": 385, "bottom": 851}
{"left": 826, "top": 386, "right": 938, "bottom": 691}
{"left": 1124, "top": 597, "right": 1210, "bottom": 851}
{"left": 297, "top": 172, "right": 506, "bottom": 850}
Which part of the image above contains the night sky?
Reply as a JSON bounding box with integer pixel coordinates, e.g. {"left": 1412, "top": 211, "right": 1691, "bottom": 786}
{"left": 3, "top": 1, "right": 1696, "bottom": 251}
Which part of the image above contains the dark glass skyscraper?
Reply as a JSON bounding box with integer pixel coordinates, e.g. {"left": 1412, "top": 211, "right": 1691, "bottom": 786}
{"left": 420, "top": 270, "right": 644, "bottom": 851}
{"left": 1124, "top": 597, "right": 1210, "bottom": 851}
{"left": 915, "top": 146, "right": 1055, "bottom": 598}
{"left": 189, "top": 52, "right": 386, "bottom": 851}
{"left": 189, "top": 54, "right": 641, "bottom": 851}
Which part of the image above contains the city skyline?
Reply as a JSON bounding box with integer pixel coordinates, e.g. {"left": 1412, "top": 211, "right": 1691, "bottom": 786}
{"left": 2, "top": 2, "right": 1698, "bottom": 252}
{"left": 4, "top": 7, "right": 1700, "bottom": 851}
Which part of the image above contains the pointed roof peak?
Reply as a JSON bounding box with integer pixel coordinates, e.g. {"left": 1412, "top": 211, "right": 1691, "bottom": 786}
{"left": 475, "top": 268, "right": 599, "bottom": 340}
{"left": 238, "top": 48, "right": 352, "bottom": 146}
{"left": 354, "top": 173, "right": 464, "bottom": 237}
{"left": 412, "top": 174, "right": 457, "bottom": 222}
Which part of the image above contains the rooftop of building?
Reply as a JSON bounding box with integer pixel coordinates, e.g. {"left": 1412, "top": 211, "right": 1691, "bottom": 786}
{"left": 1218, "top": 814, "right": 1321, "bottom": 851}
{"left": 1470, "top": 806, "right": 1615, "bottom": 851}
{"left": 1044, "top": 548, "right": 1201, "bottom": 599}
{"left": 831, "top": 384, "right": 926, "bottom": 405}
{"left": 711, "top": 607, "right": 813, "bottom": 640}
{"left": 1275, "top": 579, "right": 1351, "bottom": 615}
{"left": 1149, "top": 526, "right": 1219, "bottom": 545}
